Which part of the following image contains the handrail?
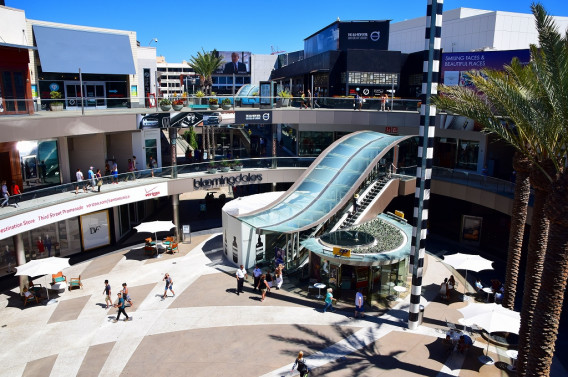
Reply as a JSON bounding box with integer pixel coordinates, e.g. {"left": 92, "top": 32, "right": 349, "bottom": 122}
{"left": 0, "top": 96, "right": 422, "bottom": 115}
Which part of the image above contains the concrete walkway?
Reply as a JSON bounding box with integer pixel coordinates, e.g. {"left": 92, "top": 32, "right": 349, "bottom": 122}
{"left": 0, "top": 233, "right": 535, "bottom": 376}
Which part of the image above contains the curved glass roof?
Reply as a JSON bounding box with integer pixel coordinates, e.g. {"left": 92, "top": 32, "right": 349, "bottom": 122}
{"left": 239, "top": 131, "right": 406, "bottom": 233}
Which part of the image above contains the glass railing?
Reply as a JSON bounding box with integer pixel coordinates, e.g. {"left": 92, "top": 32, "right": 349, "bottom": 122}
{"left": 0, "top": 161, "right": 523, "bottom": 221}
{"left": 397, "top": 165, "right": 521, "bottom": 199}
{"left": 0, "top": 96, "right": 421, "bottom": 115}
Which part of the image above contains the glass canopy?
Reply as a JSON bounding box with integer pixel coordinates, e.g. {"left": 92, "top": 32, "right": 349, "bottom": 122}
{"left": 239, "top": 131, "right": 406, "bottom": 233}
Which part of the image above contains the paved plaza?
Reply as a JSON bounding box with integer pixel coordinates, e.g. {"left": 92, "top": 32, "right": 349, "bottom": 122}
{"left": 0, "top": 231, "right": 557, "bottom": 377}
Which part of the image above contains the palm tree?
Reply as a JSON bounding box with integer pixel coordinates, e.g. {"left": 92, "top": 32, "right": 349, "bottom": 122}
{"left": 434, "top": 4, "right": 567, "bottom": 376}
{"left": 523, "top": 4, "right": 568, "bottom": 375}
{"left": 188, "top": 49, "right": 223, "bottom": 96}
{"left": 188, "top": 49, "right": 223, "bottom": 160}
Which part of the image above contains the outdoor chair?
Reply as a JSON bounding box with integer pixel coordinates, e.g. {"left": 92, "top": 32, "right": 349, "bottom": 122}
{"left": 68, "top": 275, "right": 83, "bottom": 291}
{"left": 51, "top": 271, "right": 67, "bottom": 285}
{"left": 144, "top": 237, "right": 156, "bottom": 256}
{"left": 23, "top": 289, "right": 40, "bottom": 307}
{"left": 167, "top": 242, "right": 179, "bottom": 254}
{"left": 29, "top": 282, "right": 43, "bottom": 297}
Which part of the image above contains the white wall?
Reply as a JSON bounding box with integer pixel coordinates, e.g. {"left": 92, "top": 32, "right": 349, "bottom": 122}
{"left": 222, "top": 211, "right": 266, "bottom": 269}
{"left": 389, "top": 7, "right": 568, "bottom": 54}
{"left": 136, "top": 46, "right": 158, "bottom": 108}
{"left": 0, "top": 6, "right": 28, "bottom": 45}
{"left": 251, "top": 54, "right": 278, "bottom": 86}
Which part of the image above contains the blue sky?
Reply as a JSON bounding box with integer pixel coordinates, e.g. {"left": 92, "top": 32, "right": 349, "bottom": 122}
{"left": 7, "top": 0, "right": 568, "bottom": 62}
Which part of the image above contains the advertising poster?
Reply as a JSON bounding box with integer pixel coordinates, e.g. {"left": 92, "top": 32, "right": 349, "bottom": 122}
{"left": 440, "top": 49, "right": 530, "bottom": 86}
{"left": 80, "top": 210, "right": 110, "bottom": 250}
{"left": 215, "top": 51, "right": 251, "bottom": 74}
{"left": 461, "top": 215, "right": 482, "bottom": 245}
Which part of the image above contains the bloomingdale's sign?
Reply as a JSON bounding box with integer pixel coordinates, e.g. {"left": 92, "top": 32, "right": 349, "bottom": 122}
{"left": 193, "top": 173, "right": 263, "bottom": 189}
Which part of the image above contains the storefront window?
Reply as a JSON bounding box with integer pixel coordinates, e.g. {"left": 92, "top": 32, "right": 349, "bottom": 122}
{"left": 280, "top": 125, "right": 297, "bottom": 154}
{"left": 298, "top": 131, "right": 333, "bottom": 156}
{"left": 456, "top": 140, "right": 479, "bottom": 171}
{"left": 145, "top": 139, "right": 158, "bottom": 166}
{"left": 17, "top": 139, "right": 61, "bottom": 187}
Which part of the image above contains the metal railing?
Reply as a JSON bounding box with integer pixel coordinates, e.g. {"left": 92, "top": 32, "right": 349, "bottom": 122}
{"left": 0, "top": 96, "right": 421, "bottom": 115}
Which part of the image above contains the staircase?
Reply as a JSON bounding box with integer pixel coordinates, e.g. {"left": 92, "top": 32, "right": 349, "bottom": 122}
{"left": 340, "top": 176, "right": 391, "bottom": 229}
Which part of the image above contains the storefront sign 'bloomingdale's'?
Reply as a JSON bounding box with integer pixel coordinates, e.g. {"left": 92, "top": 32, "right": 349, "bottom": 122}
{"left": 193, "top": 173, "right": 263, "bottom": 189}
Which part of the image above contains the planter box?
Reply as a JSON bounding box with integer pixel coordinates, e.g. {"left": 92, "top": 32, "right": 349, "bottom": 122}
{"left": 232, "top": 165, "right": 242, "bottom": 171}
{"left": 222, "top": 104, "right": 232, "bottom": 110}
{"left": 209, "top": 104, "right": 219, "bottom": 110}
{"left": 220, "top": 167, "right": 230, "bottom": 172}
{"left": 50, "top": 103, "right": 64, "bottom": 111}
{"left": 172, "top": 104, "right": 184, "bottom": 111}
{"left": 207, "top": 168, "right": 218, "bottom": 174}
{"left": 160, "top": 104, "right": 172, "bottom": 111}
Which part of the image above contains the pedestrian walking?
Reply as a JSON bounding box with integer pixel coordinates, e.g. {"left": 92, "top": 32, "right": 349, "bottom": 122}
{"left": 1, "top": 180, "right": 11, "bottom": 208}
{"left": 355, "top": 93, "right": 363, "bottom": 111}
{"left": 274, "top": 264, "right": 284, "bottom": 289}
{"left": 122, "top": 283, "right": 133, "bottom": 307}
{"left": 354, "top": 289, "right": 364, "bottom": 318}
{"left": 113, "top": 292, "right": 131, "bottom": 322}
{"left": 44, "top": 234, "right": 52, "bottom": 257}
{"left": 127, "top": 158, "right": 136, "bottom": 181}
{"left": 132, "top": 155, "right": 138, "bottom": 178}
{"left": 291, "top": 351, "right": 310, "bottom": 377}
{"left": 10, "top": 181, "right": 21, "bottom": 207}
{"left": 323, "top": 287, "right": 336, "bottom": 313}
{"left": 236, "top": 265, "right": 248, "bottom": 295}
{"left": 162, "top": 273, "right": 175, "bottom": 298}
{"left": 95, "top": 169, "right": 103, "bottom": 192}
{"left": 381, "top": 94, "right": 387, "bottom": 111}
{"left": 257, "top": 273, "right": 270, "bottom": 302}
{"left": 149, "top": 156, "right": 157, "bottom": 178}
{"left": 87, "top": 166, "right": 95, "bottom": 190}
{"left": 253, "top": 265, "right": 262, "bottom": 292}
{"left": 353, "top": 194, "right": 359, "bottom": 214}
{"left": 306, "top": 89, "right": 312, "bottom": 108}
{"left": 75, "top": 169, "right": 87, "bottom": 194}
{"left": 103, "top": 279, "right": 112, "bottom": 309}
{"left": 112, "top": 161, "right": 119, "bottom": 184}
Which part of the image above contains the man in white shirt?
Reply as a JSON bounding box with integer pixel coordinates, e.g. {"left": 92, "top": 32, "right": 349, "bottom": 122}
{"left": 235, "top": 265, "right": 248, "bottom": 295}
{"left": 253, "top": 265, "right": 262, "bottom": 292}
{"left": 75, "top": 169, "right": 87, "bottom": 194}
{"left": 354, "top": 289, "right": 364, "bottom": 318}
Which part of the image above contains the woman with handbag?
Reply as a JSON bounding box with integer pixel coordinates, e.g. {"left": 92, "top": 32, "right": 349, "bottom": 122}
{"left": 95, "top": 169, "right": 103, "bottom": 192}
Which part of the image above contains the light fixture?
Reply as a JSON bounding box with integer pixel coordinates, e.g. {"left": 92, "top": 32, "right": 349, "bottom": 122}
{"left": 148, "top": 38, "right": 158, "bottom": 46}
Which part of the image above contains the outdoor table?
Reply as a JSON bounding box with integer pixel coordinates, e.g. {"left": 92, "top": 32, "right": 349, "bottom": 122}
{"left": 393, "top": 285, "right": 407, "bottom": 300}
{"left": 50, "top": 282, "right": 67, "bottom": 292}
{"left": 446, "top": 330, "right": 461, "bottom": 352}
{"left": 506, "top": 349, "right": 518, "bottom": 371}
{"left": 482, "top": 287, "right": 494, "bottom": 302}
{"left": 314, "top": 283, "right": 326, "bottom": 299}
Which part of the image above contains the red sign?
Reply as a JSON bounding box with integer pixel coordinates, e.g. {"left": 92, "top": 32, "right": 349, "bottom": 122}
{"left": 385, "top": 127, "right": 398, "bottom": 134}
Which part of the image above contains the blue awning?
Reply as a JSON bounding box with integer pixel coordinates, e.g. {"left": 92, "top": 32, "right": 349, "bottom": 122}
{"left": 33, "top": 25, "right": 135, "bottom": 74}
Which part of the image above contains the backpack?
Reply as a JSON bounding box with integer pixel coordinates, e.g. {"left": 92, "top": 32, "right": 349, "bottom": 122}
{"left": 297, "top": 359, "right": 308, "bottom": 373}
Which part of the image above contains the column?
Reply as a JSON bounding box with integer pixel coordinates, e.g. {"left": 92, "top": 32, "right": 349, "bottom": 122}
{"left": 14, "top": 233, "right": 26, "bottom": 294}
{"left": 408, "top": 0, "right": 443, "bottom": 330}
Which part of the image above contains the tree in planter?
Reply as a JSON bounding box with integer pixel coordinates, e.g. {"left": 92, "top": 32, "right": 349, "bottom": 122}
{"left": 188, "top": 49, "right": 223, "bottom": 96}
{"left": 434, "top": 5, "right": 568, "bottom": 375}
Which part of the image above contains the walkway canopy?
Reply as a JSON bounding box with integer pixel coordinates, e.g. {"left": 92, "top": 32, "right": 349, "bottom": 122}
{"left": 238, "top": 131, "right": 410, "bottom": 233}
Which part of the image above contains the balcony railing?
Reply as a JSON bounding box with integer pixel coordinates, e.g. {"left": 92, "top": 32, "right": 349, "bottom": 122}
{"left": 0, "top": 96, "right": 421, "bottom": 115}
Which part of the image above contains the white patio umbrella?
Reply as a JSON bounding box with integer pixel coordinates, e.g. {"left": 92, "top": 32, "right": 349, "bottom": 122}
{"left": 443, "top": 252, "right": 493, "bottom": 300}
{"left": 15, "top": 256, "right": 71, "bottom": 305}
{"left": 458, "top": 302, "right": 520, "bottom": 364}
{"left": 134, "top": 220, "right": 176, "bottom": 258}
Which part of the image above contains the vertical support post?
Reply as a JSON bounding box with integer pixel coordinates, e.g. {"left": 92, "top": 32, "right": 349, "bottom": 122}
{"left": 408, "top": 0, "right": 443, "bottom": 331}
{"left": 14, "top": 234, "right": 26, "bottom": 294}
{"left": 79, "top": 68, "right": 84, "bottom": 116}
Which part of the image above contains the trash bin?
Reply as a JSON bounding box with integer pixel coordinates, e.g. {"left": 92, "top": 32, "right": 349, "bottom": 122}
{"left": 418, "top": 304, "right": 425, "bottom": 325}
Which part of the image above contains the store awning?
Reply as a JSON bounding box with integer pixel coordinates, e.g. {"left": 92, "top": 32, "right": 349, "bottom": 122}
{"left": 0, "top": 42, "right": 37, "bottom": 50}
{"left": 32, "top": 25, "right": 135, "bottom": 74}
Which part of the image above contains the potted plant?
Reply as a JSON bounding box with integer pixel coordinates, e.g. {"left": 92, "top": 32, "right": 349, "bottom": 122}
{"left": 221, "top": 98, "right": 232, "bottom": 110}
{"left": 209, "top": 97, "right": 219, "bottom": 110}
{"left": 172, "top": 98, "right": 184, "bottom": 111}
{"left": 159, "top": 98, "right": 172, "bottom": 111}
{"left": 220, "top": 159, "right": 231, "bottom": 172}
{"left": 50, "top": 91, "right": 64, "bottom": 111}
{"left": 182, "top": 92, "right": 189, "bottom": 106}
{"left": 207, "top": 160, "right": 218, "bottom": 174}
{"left": 194, "top": 90, "right": 205, "bottom": 105}
{"left": 232, "top": 159, "right": 243, "bottom": 171}
{"left": 277, "top": 90, "right": 292, "bottom": 107}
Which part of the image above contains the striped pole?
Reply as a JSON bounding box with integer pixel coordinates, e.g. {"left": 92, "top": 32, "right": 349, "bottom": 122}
{"left": 408, "top": 0, "right": 443, "bottom": 330}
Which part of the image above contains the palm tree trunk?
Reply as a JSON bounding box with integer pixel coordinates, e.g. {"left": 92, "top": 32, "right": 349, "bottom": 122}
{"left": 516, "top": 160, "right": 555, "bottom": 377}
{"left": 526, "top": 170, "right": 568, "bottom": 377}
{"left": 502, "top": 153, "right": 531, "bottom": 309}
